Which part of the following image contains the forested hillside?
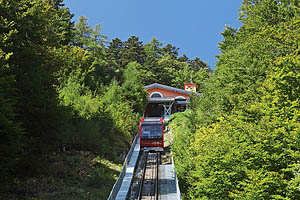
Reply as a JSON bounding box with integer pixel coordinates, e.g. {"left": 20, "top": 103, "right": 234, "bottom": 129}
{"left": 170, "top": 0, "right": 300, "bottom": 199}
{"left": 0, "top": 0, "right": 210, "bottom": 199}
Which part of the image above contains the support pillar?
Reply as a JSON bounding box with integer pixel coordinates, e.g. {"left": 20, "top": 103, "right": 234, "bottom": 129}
{"left": 162, "top": 102, "right": 174, "bottom": 121}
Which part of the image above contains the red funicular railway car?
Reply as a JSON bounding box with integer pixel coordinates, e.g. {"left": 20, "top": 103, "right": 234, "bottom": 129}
{"left": 139, "top": 117, "right": 164, "bottom": 151}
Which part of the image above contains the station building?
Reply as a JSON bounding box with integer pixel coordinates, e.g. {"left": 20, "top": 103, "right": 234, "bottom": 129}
{"left": 144, "top": 83, "right": 198, "bottom": 123}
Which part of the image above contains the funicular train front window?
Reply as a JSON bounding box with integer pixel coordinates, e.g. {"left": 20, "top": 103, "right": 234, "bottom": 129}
{"left": 141, "top": 123, "right": 162, "bottom": 140}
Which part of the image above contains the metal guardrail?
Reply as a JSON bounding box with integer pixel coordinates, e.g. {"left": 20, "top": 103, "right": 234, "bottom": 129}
{"left": 107, "top": 133, "right": 139, "bottom": 200}
{"left": 172, "top": 156, "right": 182, "bottom": 200}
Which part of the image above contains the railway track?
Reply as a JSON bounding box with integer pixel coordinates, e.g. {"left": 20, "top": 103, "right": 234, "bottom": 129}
{"left": 136, "top": 151, "right": 160, "bottom": 200}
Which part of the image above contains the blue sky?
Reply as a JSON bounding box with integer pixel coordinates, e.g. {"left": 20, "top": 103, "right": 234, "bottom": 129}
{"left": 63, "top": 0, "right": 242, "bottom": 68}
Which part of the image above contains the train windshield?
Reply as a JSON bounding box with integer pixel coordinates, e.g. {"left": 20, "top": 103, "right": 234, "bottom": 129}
{"left": 141, "top": 123, "right": 162, "bottom": 140}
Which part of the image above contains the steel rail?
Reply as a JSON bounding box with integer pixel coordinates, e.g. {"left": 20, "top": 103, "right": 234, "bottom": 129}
{"left": 136, "top": 151, "right": 160, "bottom": 200}
{"left": 138, "top": 152, "right": 148, "bottom": 200}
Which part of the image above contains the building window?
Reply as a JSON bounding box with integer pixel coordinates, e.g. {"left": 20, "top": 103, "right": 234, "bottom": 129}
{"left": 150, "top": 92, "right": 163, "bottom": 98}
{"left": 175, "top": 96, "right": 186, "bottom": 100}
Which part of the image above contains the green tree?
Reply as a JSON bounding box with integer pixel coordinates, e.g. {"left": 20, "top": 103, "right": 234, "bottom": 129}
{"left": 73, "top": 16, "right": 107, "bottom": 56}
{"left": 121, "top": 62, "right": 148, "bottom": 113}
{"left": 0, "top": 0, "right": 74, "bottom": 181}
{"left": 71, "top": 17, "right": 115, "bottom": 90}
{"left": 122, "top": 36, "right": 146, "bottom": 68}
{"left": 2, "top": 0, "right": 74, "bottom": 145}
{"left": 141, "top": 37, "right": 164, "bottom": 84}
{"left": 106, "top": 37, "right": 124, "bottom": 75}
{"left": 0, "top": 28, "right": 24, "bottom": 180}
{"left": 171, "top": 1, "right": 300, "bottom": 199}
{"left": 162, "top": 43, "right": 179, "bottom": 59}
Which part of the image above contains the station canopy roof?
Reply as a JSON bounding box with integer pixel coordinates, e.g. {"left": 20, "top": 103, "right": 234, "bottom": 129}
{"left": 147, "top": 97, "right": 175, "bottom": 103}
{"left": 147, "top": 97, "right": 189, "bottom": 105}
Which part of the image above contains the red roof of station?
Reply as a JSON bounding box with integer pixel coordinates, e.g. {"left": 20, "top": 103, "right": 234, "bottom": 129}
{"left": 144, "top": 83, "right": 199, "bottom": 100}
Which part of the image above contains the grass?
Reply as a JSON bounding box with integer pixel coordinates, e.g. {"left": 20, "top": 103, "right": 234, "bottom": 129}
{"left": 1, "top": 150, "right": 122, "bottom": 200}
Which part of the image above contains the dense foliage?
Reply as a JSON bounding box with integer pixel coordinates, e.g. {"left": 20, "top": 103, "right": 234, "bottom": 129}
{"left": 170, "top": 0, "right": 300, "bottom": 199}
{"left": 0, "top": 0, "right": 210, "bottom": 198}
